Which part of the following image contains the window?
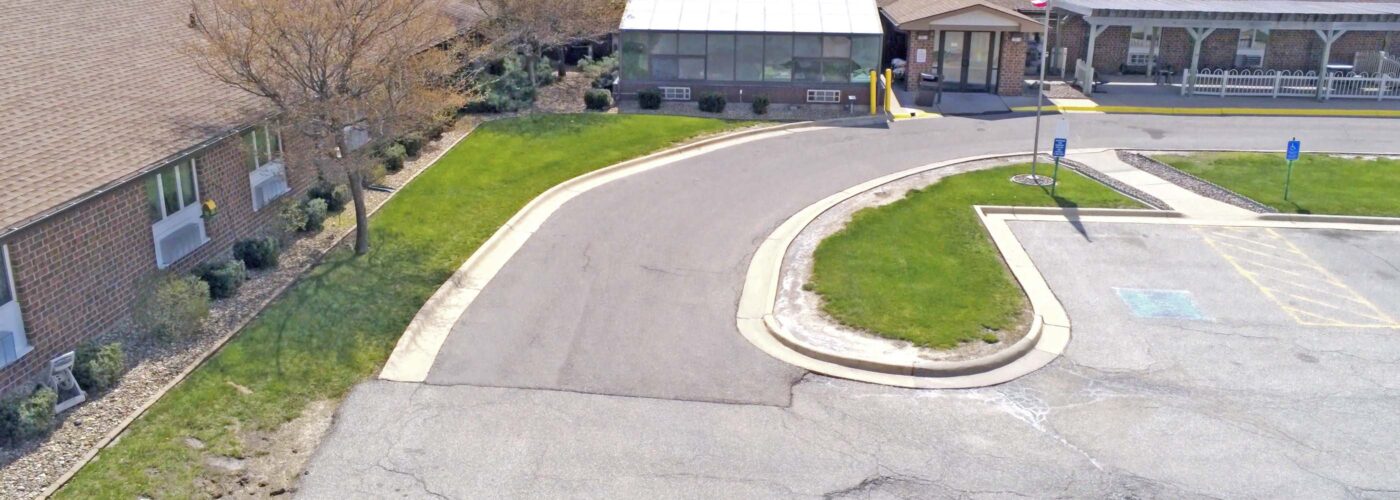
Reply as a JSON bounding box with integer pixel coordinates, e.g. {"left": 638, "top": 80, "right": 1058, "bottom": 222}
{"left": 0, "top": 244, "right": 31, "bottom": 368}
{"left": 650, "top": 33, "right": 678, "bottom": 55}
{"left": 707, "top": 34, "right": 735, "bottom": 81}
{"left": 244, "top": 123, "right": 289, "bottom": 211}
{"left": 1128, "top": 26, "right": 1154, "bottom": 66}
{"left": 659, "top": 86, "right": 691, "bottom": 101}
{"left": 807, "top": 89, "right": 842, "bottom": 103}
{"left": 1237, "top": 29, "right": 1268, "bottom": 68}
{"left": 794, "top": 35, "right": 822, "bottom": 58}
{"left": 678, "top": 33, "right": 707, "bottom": 55}
{"left": 850, "top": 36, "right": 880, "bottom": 83}
{"left": 736, "top": 35, "right": 765, "bottom": 81}
{"left": 794, "top": 59, "right": 822, "bottom": 82}
{"left": 146, "top": 158, "right": 210, "bottom": 268}
{"left": 764, "top": 35, "right": 793, "bottom": 81}
{"left": 678, "top": 57, "right": 706, "bottom": 80}
{"left": 621, "top": 32, "right": 650, "bottom": 80}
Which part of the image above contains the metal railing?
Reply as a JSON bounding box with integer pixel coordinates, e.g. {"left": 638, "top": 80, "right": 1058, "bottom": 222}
{"left": 1183, "top": 68, "right": 1400, "bottom": 101}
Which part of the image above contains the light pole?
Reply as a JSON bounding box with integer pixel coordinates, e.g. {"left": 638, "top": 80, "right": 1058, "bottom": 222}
{"left": 1029, "top": 0, "right": 1053, "bottom": 183}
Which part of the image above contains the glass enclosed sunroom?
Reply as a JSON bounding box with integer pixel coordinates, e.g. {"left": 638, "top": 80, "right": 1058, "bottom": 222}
{"left": 618, "top": 0, "right": 884, "bottom": 105}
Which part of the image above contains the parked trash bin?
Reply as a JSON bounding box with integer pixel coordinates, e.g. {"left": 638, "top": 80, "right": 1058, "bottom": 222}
{"left": 915, "top": 72, "right": 941, "bottom": 106}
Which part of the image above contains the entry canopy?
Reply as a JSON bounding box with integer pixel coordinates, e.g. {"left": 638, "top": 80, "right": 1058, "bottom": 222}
{"left": 620, "top": 0, "right": 885, "bottom": 34}
{"left": 1055, "top": 0, "right": 1400, "bottom": 30}
{"left": 879, "top": 0, "right": 1043, "bottom": 32}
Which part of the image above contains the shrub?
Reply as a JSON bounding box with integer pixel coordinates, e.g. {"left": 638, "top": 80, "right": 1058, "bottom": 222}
{"left": 308, "top": 179, "right": 350, "bottom": 212}
{"left": 135, "top": 274, "right": 210, "bottom": 340}
{"left": 399, "top": 132, "right": 426, "bottom": 157}
{"left": 303, "top": 198, "right": 329, "bottom": 232}
{"left": 638, "top": 88, "right": 662, "bottom": 110}
{"left": 193, "top": 259, "right": 248, "bottom": 300}
{"left": 366, "top": 164, "right": 389, "bottom": 186}
{"left": 381, "top": 143, "right": 408, "bottom": 172}
{"left": 74, "top": 342, "right": 125, "bottom": 392}
{"left": 0, "top": 386, "right": 58, "bottom": 441}
{"left": 234, "top": 237, "right": 281, "bottom": 270}
{"left": 461, "top": 55, "right": 552, "bottom": 113}
{"left": 280, "top": 201, "right": 309, "bottom": 233}
{"left": 698, "top": 92, "right": 726, "bottom": 113}
{"left": 578, "top": 54, "right": 619, "bottom": 89}
{"left": 751, "top": 96, "right": 770, "bottom": 115}
{"left": 584, "top": 89, "right": 612, "bottom": 111}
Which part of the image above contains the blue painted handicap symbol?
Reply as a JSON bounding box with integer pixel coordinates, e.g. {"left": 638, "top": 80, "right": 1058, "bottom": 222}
{"left": 1286, "top": 140, "right": 1301, "bottom": 161}
{"left": 1052, "top": 138, "right": 1068, "bottom": 158}
{"left": 1115, "top": 288, "right": 1207, "bottom": 320}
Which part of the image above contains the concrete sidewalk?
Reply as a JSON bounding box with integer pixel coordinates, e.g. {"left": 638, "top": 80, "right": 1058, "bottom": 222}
{"left": 1066, "top": 150, "right": 1256, "bottom": 219}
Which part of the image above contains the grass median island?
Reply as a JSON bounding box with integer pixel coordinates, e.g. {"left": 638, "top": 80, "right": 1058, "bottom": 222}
{"left": 56, "top": 114, "right": 751, "bottom": 498}
{"left": 1157, "top": 152, "right": 1400, "bottom": 217}
{"left": 809, "top": 164, "right": 1141, "bottom": 349}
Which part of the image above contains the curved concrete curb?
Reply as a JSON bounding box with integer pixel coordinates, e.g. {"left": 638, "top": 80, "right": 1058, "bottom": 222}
{"left": 735, "top": 150, "right": 1147, "bottom": 389}
{"left": 379, "top": 115, "right": 887, "bottom": 382}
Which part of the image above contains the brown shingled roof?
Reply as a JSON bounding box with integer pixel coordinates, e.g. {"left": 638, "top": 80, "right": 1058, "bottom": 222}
{"left": 0, "top": 0, "right": 483, "bottom": 238}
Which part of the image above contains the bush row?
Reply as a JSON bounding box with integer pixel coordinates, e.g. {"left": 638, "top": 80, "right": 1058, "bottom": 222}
{"left": 636, "top": 89, "right": 770, "bottom": 116}
{"left": 1, "top": 336, "right": 126, "bottom": 443}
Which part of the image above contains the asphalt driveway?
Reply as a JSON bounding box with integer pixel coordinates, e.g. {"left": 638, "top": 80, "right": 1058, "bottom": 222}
{"left": 299, "top": 114, "right": 1400, "bottom": 498}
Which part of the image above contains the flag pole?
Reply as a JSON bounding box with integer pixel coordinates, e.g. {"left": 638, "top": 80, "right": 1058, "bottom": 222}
{"left": 1030, "top": 0, "right": 1052, "bottom": 183}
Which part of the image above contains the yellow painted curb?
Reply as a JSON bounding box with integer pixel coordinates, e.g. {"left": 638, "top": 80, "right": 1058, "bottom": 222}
{"left": 1008, "top": 105, "right": 1400, "bottom": 117}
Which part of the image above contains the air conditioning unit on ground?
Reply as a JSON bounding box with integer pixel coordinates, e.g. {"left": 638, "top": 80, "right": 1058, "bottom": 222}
{"left": 49, "top": 351, "right": 86, "bottom": 412}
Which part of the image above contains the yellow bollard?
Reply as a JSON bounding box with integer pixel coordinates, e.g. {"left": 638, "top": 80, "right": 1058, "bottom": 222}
{"left": 869, "top": 70, "right": 877, "bottom": 115}
{"left": 884, "top": 68, "right": 895, "bottom": 113}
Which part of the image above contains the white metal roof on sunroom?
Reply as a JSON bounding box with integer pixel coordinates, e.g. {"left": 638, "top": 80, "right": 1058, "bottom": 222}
{"left": 620, "top": 0, "right": 885, "bottom": 34}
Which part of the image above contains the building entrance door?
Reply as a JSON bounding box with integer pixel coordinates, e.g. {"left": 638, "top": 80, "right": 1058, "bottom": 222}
{"left": 939, "top": 31, "right": 994, "bottom": 92}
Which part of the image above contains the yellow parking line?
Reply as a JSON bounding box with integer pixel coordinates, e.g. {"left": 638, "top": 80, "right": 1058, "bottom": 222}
{"left": 1196, "top": 227, "right": 1400, "bottom": 329}
{"left": 1206, "top": 230, "right": 1283, "bottom": 250}
{"left": 1250, "top": 273, "right": 1373, "bottom": 306}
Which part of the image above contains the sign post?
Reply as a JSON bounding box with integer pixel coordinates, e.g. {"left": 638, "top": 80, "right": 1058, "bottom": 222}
{"left": 1284, "top": 138, "right": 1301, "bottom": 201}
{"left": 1050, "top": 118, "right": 1069, "bottom": 195}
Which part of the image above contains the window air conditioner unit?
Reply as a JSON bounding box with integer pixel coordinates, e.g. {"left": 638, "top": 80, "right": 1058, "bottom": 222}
{"left": 50, "top": 351, "right": 87, "bottom": 413}
{"left": 0, "top": 331, "right": 16, "bottom": 365}
{"left": 159, "top": 222, "right": 204, "bottom": 266}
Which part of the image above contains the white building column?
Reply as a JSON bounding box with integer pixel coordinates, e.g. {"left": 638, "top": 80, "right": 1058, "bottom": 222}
{"left": 1314, "top": 28, "right": 1347, "bottom": 99}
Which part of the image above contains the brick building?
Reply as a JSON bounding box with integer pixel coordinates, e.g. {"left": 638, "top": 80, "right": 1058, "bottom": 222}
{"left": 879, "top": 0, "right": 1043, "bottom": 96}
{"left": 0, "top": 1, "right": 330, "bottom": 393}
{"left": 1031, "top": 0, "right": 1400, "bottom": 89}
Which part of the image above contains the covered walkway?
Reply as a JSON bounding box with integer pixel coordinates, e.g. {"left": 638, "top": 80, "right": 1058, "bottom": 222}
{"left": 1046, "top": 0, "right": 1400, "bottom": 98}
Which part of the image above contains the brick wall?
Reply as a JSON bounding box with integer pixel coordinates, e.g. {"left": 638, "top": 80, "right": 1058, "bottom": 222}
{"left": 905, "top": 31, "right": 939, "bottom": 91}
{"left": 0, "top": 129, "right": 315, "bottom": 393}
{"left": 998, "top": 32, "right": 1028, "bottom": 96}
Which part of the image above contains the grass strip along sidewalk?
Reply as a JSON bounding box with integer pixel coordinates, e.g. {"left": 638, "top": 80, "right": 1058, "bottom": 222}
{"left": 57, "top": 114, "right": 749, "bottom": 498}
{"left": 810, "top": 164, "right": 1141, "bottom": 349}
{"left": 1156, "top": 152, "right": 1400, "bottom": 217}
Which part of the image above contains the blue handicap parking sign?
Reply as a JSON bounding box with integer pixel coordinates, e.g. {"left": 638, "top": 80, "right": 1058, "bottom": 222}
{"left": 1052, "top": 138, "right": 1068, "bottom": 158}
{"left": 1286, "top": 140, "right": 1301, "bottom": 161}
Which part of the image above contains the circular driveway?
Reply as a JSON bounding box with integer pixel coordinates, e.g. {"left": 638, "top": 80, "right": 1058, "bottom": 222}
{"left": 299, "top": 114, "right": 1400, "bottom": 498}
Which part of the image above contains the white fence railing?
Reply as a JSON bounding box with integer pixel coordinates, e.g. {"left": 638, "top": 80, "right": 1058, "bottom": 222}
{"left": 1183, "top": 69, "right": 1400, "bottom": 101}
{"left": 1354, "top": 51, "right": 1400, "bottom": 77}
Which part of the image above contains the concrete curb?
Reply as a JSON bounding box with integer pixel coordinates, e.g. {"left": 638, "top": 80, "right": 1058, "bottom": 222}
{"left": 735, "top": 151, "right": 1123, "bottom": 389}
{"left": 378, "top": 115, "right": 888, "bottom": 383}
{"left": 1008, "top": 105, "right": 1400, "bottom": 118}
{"left": 37, "top": 122, "right": 485, "bottom": 499}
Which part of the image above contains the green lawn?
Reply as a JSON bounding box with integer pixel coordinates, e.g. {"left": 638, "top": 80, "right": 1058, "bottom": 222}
{"left": 57, "top": 114, "right": 750, "bottom": 498}
{"left": 1156, "top": 152, "right": 1400, "bottom": 217}
{"left": 809, "top": 164, "right": 1141, "bottom": 349}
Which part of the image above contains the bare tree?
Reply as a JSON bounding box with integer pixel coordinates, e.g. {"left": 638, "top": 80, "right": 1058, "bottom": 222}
{"left": 188, "top": 0, "right": 465, "bottom": 254}
{"left": 472, "top": 0, "right": 622, "bottom": 86}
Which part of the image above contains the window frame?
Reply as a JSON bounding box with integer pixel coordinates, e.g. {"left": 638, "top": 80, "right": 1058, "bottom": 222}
{"left": 806, "top": 89, "right": 842, "bottom": 103}
{"left": 245, "top": 123, "right": 290, "bottom": 211}
{"left": 147, "top": 157, "right": 210, "bottom": 268}
{"left": 0, "top": 244, "right": 33, "bottom": 368}
{"left": 622, "top": 30, "right": 874, "bottom": 85}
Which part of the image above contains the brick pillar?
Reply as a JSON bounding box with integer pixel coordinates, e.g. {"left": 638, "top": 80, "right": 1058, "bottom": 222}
{"left": 997, "top": 32, "right": 1028, "bottom": 96}
{"left": 906, "top": 31, "right": 938, "bottom": 91}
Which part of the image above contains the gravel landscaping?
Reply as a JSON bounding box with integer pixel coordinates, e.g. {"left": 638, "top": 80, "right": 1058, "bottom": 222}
{"left": 0, "top": 118, "right": 482, "bottom": 500}
{"left": 1118, "top": 150, "right": 1276, "bottom": 213}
